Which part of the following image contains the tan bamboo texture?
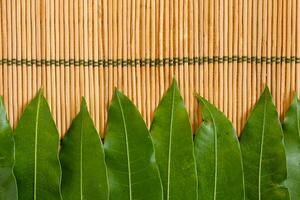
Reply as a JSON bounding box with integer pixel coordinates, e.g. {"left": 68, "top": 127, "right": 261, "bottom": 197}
{"left": 0, "top": 0, "right": 300, "bottom": 136}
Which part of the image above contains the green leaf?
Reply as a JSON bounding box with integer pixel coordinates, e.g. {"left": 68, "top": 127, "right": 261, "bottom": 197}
{"left": 150, "top": 80, "right": 198, "bottom": 200}
{"left": 240, "top": 87, "right": 290, "bottom": 200}
{"left": 0, "top": 97, "right": 18, "bottom": 200}
{"left": 60, "top": 98, "right": 109, "bottom": 200}
{"left": 282, "top": 96, "right": 300, "bottom": 199}
{"left": 104, "top": 89, "right": 163, "bottom": 200}
{"left": 194, "top": 96, "right": 245, "bottom": 200}
{"left": 14, "top": 90, "right": 62, "bottom": 200}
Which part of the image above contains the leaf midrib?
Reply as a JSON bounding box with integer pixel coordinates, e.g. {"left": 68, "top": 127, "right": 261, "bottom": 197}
{"left": 116, "top": 93, "right": 132, "bottom": 200}
{"left": 258, "top": 94, "right": 267, "bottom": 200}
{"left": 166, "top": 85, "right": 175, "bottom": 200}
{"left": 34, "top": 93, "right": 42, "bottom": 200}
{"left": 80, "top": 112, "right": 84, "bottom": 200}
{"left": 199, "top": 99, "right": 218, "bottom": 200}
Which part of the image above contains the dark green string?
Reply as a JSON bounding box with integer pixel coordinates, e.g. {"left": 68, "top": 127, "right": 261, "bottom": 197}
{"left": 0, "top": 56, "right": 299, "bottom": 67}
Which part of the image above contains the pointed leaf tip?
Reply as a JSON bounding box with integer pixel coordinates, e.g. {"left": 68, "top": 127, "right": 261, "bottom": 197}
{"left": 258, "top": 86, "right": 273, "bottom": 103}
{"left": 171, "top": 77, "right": 178, "bottom": 88}
{"left": 34, "top": 88, "right": 46, "bottom": 103}
{"left": 113, "top": 88, "right": 124, "bottom": 97}
{"left": 114, "top": 86, "right": 122, "bottom": 93}
{"left": 195, "top": 94, "right": 208, "bottom": 106}
{"left": 262, "top": 86, "right": 271, "bottom": 96}
{"left": 195, "top": 94, "right": 204, "bottom": 101}
{"left": 80, "top": 97, "right": 88, "bottom": 110}
{"left": 292, "top": 94, "right": 299, "bottom": 104}
{"left": 38, "top": 88, "right": 44, "bottom": 96}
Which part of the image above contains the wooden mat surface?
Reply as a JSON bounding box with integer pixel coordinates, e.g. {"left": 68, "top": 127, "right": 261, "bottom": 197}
{"left": 0, "top": 0, "right": 300, "bottom": 136}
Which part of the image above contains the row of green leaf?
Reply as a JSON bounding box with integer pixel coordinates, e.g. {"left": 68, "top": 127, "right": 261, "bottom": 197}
{"left": 0, "top": 79, "right": 299, "bottom": 200}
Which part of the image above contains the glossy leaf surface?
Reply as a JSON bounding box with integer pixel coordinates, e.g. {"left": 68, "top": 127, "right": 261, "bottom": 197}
{"left": 240, "top": 88, "right": 290, "bottom": 200}
{"left": 150, "top": 80, "right": 197, "bottom": 200}
{"left": 0, "top": 97, "right": 18, "bottom": 200}
{"left": 104, "top": 90, "right": 163, "bottom": 200}
{"left": 282, "top": 97, "right": 300, "bottom": 199}
{"left": 194, "top": 96, "right": 245, "bottom": 200}
{"left": 14, "top": 90, "right": 62, "bottom": 200}
{"left": 60, "top": 98, "right": 109, "bottom": 200}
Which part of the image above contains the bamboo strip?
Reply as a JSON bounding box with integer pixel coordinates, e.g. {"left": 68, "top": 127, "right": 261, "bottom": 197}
{"left": 60, "top": 0, "right": 66, "bottom": 135}
{"left": 297, "top": 0, "right": 300, "bottom": 96}
{"left": 2, "top": 0, "right": 8, "bottom": 118}
{"left": 45, "top": 0, "right": 51, "bottom": 116}
{"left": 0, "top": 1, "right": 2, "bottom": 97}
{"left": 10, "top": 0, "right": 15, "bottom": 126}
{"left": 64, "top": 0, "right": 70, "bottom": 133}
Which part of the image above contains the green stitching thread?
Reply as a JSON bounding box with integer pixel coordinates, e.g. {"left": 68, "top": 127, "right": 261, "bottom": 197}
{"left": 0, "top": 56, "right": 299, "bottom": 67}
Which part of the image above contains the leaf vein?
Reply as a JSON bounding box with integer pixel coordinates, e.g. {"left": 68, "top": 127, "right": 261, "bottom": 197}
{"left": 116, "top": 92, "right": 133, "bottom": 200}
{"left": 33, "top": 92, "right": 42, "bottom": 200}
{"left": 258, "top": 93, "right": 267, "bottom": 200}
{"left": 166, "top": 85, "right": 175, "bottom": 200}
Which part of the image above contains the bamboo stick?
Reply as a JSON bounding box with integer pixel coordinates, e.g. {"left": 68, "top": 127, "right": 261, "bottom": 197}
{"left": 12, "top": 0, "right": 17, "bottom": 125}
{"left": 0, "top": 0, "right": 2, "bottom": 97}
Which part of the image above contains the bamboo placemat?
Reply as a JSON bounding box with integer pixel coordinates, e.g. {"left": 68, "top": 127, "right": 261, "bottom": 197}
{"left": 0, "top": 0, "right": 299, "bottom": 136}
